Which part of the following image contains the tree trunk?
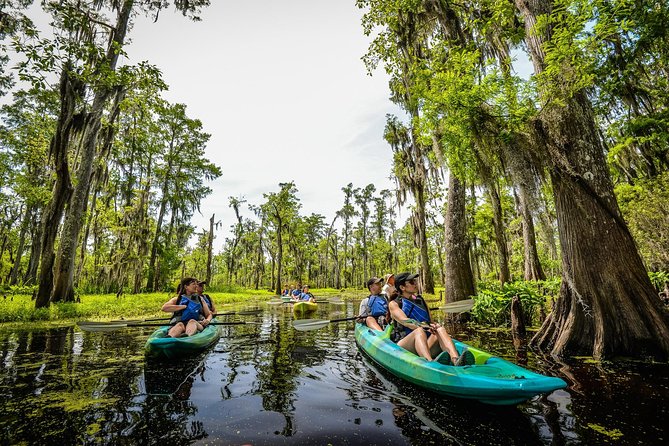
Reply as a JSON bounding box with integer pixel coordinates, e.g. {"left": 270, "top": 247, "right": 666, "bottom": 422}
{"left": 275, "top": 216, "right": 283, "bottom": 295}
{"left": 486, "top": 180, "right": 510, "bottom": 284}
{"left": 51, "top": 1, "right": 132, "bottom": 303}
{"left": 35, "top": 67, "right": 78, "bottom": 309}
{"left": 516, "top": 185, "right": 545, "bottom": 281}
{"left": 23, "top": 206, "right": 42, "bottom": 285}
{"left": 517, "top": 0, "right": 669, "bottom": 359}
{"left": 415, "top": 186, "right": 435, "bottom": 294}
{"left": 444, "top": 173, "right": 475, "bottom": 303}
{"left": 9, "top": 205, "right": 33, "bottom": 285}
{"left": 206, "top": 213, "right": 214, "bottom": 284}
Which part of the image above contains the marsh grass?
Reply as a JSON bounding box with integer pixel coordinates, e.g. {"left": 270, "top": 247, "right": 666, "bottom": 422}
{"left": 0, "top": 289, "right": 277, "bottom": 325}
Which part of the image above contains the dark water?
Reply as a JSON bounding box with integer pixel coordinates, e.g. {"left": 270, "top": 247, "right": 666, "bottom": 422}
{"left": 1, "top": 302, "right": 668, "bottom": 445}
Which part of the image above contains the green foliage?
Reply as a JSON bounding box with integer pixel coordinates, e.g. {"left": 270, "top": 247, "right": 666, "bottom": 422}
{"left": 471, "top": 279, "right": 559, "bottom": 327}
{"left": 615, "top": 172, "right": 669, "bottom": 270}
{"left": 648, "top": 271, "right": 669, "bottom": 292}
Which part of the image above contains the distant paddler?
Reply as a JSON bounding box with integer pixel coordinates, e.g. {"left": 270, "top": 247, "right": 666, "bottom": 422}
{"left": 161, "top": 277, "right": 213, "bottom": 337}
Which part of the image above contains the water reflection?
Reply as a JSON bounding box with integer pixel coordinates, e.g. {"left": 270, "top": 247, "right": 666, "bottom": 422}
{"left": 0, "top": 306, "right": 668, "bottom": 445}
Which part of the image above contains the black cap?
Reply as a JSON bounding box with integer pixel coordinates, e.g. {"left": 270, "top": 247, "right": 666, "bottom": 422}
{"left": 366, "top": 277, "right": 383, "bottom": 288}
{"left": 394, "top": 272, "right": 419, "bottom": 288}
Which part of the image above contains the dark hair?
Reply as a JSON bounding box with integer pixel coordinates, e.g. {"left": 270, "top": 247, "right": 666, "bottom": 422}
{"left": 176, "top": 277, "right": 198, "bottom": 296}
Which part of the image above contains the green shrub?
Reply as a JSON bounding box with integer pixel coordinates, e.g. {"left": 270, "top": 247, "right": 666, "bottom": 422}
{"left": 471, "top": 279, "right": 558, "bottom": 327}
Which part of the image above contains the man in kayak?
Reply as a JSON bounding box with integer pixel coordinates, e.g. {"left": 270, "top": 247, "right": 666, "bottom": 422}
{"left": 389, "top": 272, "right": 474, "bottom": 366}
{"left": 197, "top": 280, "right": 216, "bottom": 313}
{"left": 358, "top": 277, "right": 390, "bottom": 331}
{"left": 161, "top": 277, "right": 213, "bottom": 337}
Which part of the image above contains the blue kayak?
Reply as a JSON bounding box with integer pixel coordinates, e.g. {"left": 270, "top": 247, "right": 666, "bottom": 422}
{"left": 355, "top": 324, "right": 567, "bottom": 405}
{"left": 145, "top": 319, "right": 221, "bottom": 359}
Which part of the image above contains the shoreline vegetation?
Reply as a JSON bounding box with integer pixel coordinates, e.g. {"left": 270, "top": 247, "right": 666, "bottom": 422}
{"left": 0, "top": 288, "right": 359, "bottom": 327}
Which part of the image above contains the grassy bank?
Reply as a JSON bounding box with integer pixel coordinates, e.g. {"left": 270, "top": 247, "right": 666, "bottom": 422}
{"left": 0, "top": 288, "right": 277, "bottom": 325}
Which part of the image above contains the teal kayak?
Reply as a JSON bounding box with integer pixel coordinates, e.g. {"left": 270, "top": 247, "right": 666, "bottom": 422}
{"left": 145, "top": 319, "right": 222, "bottom": 359}
{"left": 355, "top": 324, "right": 567, "bottom": 405}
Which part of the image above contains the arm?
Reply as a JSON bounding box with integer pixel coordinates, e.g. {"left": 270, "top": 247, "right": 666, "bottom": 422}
{"left": 161, "top": 296, "right": 185, "bottom": 313}
{"left": 388, "top": 299, "right": 423, "bottom": 332}
{"left": 201, "top": 296, "right": 213, "bottom": 325}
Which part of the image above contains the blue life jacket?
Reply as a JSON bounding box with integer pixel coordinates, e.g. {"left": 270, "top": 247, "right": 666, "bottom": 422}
{"left": 398, "top": 295, "right": 430, "bottom": 338}
{"left": 292, "top": 289, "right": 301, "bottom": 297}
{"left": 367, "top": 294, "right": 388, "bottom": 317}
{"left": 177, "top": 295, "right": 204, "bottom": 322}
{"left": 301, "top": 292, "right": 313, "bottom": 301}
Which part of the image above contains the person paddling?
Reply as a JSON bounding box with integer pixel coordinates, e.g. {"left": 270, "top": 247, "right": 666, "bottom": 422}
{"left": 388, "top": 272, "right": 473, "bottom": 366}
{"left": 162, "top": 277, "right": 213, "bottom": 338}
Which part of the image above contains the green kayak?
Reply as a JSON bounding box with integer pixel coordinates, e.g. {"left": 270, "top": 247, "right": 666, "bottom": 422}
{"left": 145, "top": 319, "right": 222, "bottom": 359}
{"left": 293, "top": 301, "right": 317, "bottom": 315}
{"left": 355, "top": 324, "right": 567, "bottom": 405}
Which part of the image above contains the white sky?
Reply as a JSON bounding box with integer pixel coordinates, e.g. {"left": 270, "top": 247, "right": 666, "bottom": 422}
{"left": 123, "top": 1, "right": 403, "bottom": 250}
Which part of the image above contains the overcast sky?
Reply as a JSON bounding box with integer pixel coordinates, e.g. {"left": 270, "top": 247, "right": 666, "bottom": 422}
{"left": 120, "top": 1, "right": 403, "bottom": 250}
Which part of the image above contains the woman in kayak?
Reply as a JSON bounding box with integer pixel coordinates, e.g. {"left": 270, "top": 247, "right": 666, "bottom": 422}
{"left": 388, "top": 272, "right": 473, "bottom": 366}
{"left": 162, "top": 277, "right": 213, "bottom": 338}
{"left": 300, "top": 285, "right": 315, "bottom": 302}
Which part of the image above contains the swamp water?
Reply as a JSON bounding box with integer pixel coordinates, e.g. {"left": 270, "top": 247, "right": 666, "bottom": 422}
{"left": 1, "top": 302, "right": 668, "bottom": 445}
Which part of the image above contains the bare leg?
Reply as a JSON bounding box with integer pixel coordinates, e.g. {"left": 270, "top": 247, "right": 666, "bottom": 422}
{"left": 168, "top": 322, "right": 186, "bottom": 338}
{"left": 427, "top": 326, "right": 459, "bottom": 362}
{"left": 365, "top": 316, "right": 383, "bottom": 331}
{"left": 185, "top": 319, "right": 203, "bottom": 336}
{"left": 398, "top": 329, "right": 433, "bottom": 360}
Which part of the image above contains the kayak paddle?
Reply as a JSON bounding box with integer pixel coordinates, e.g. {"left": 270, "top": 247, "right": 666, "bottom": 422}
{"left": 292, "top": 316, "right": 360, "bottom": 331}
{"left": 78, "top": 320, "right": 262, "bottom": 332}
{"left": 292, "top": 299, "right": 475, "bottom": 332}
{"left": 109, "top": 309, "right": 263, "bottom": 324}
{"left": 431, "top": 299, "right": 475, "bottom": 313}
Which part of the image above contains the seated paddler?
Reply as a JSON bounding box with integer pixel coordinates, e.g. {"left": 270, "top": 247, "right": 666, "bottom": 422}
{"left": 161, "top": 277, "right": 213, "bottom": 338}
{"left": 357, "top": 277, "right": 389, "bottom": 331}
{"left": 300, "top": 285, "right": 315, "bottom": 302}
{"left": 388, "top": 272, "right": 473, "bottom": 366}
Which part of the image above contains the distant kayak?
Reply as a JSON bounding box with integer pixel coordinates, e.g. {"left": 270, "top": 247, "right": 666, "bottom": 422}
{"left": 293, "top": 301, "right": 317, "bottom": 315}
{"left": 145, "top": 319, "right": 221, "bottom": 359}
{"left": 281, "top": 296, "right": 293, "bottom": 303}
{"left": 355, "top": 324, "right": 567, "bottom": 405}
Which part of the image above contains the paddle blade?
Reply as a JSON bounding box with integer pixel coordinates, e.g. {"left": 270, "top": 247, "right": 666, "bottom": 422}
{"left": 266, "top": 300, "right": 285, "bottom": 305}
{"left": 437, "top": 299, "right": 475, "bottom": 313}
{"left": 292, "top": 318, "right": 331, "bottom": 331}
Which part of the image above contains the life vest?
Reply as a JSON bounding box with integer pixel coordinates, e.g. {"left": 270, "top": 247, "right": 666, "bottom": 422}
{"left": 301, "top": 292, "right": 313, "bottom": 301}
{"left": 367, "top": 294, "right": 388, "bottom": 317}
{"left": 393, "top": 295, "right": 430, "bottom": 339}
{"left": 174, "top": 295, "right": 204, "bottom": 323}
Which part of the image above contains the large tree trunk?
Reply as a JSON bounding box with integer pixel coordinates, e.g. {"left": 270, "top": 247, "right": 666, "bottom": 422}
{"left": 444, "top": 173, "right": 475, "bottom": 303}
{"left": 517, "top": 0, "right": 669, "bottom": 359}
{"left": 51, "top": 1, "right": 132, "bottom": 303}
{"left": 35, "top": 67, "right": 78, "bottom": 309}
